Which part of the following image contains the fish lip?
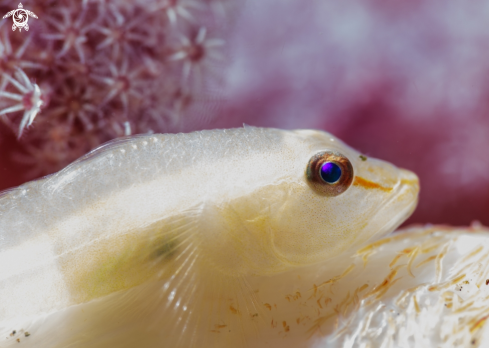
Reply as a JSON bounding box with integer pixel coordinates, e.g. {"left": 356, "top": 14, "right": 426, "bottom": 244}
{"left": 383, "top": 169, "right": 419, "bottom": 221}
{"left": 395, "top": 168, "right": 420, "bottom": 192}
{"left": 383, "top": 168, "right": 420, "bottom": 215}
{"left": 352, "top": 168, "right": 420, "bottom": 246}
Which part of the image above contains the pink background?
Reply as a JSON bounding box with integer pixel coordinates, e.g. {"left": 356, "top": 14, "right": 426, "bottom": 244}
{"left": 1, "top": 0, "right": 488, "bottom": 227}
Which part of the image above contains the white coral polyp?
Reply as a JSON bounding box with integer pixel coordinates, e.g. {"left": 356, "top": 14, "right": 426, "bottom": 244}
{"left": 313, "top": 226, "right": 489, "bottom": 348}
{"left": 0, "top": 68, "right": 43, "bottom": 137}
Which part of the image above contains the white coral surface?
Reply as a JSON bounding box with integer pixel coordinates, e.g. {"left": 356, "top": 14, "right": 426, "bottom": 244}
{"left": 313, "top": 225, "right": 489, "bottom": 348}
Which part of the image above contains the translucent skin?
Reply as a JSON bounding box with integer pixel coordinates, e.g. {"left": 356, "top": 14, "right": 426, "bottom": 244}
{"left": 0, "top": 127, "right": 419, "bottom": 347}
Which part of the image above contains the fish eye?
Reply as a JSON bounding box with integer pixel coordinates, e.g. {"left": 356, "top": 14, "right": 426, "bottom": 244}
{"left": 306, "top": 151, "right": 354, "bottom": 196}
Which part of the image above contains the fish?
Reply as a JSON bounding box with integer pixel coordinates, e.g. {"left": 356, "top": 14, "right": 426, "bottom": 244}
{"left": 0, "top": 126, "right": 419, "bottom": 347}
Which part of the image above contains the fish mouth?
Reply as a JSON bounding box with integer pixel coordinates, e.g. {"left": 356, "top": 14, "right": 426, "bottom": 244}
{"left": 352, "top": 168, "right": 420, "bottom": 248}
{"left": 397, "top": 168, "right": 420, "bottom": 192}
{"left": 374, "top": 168, "right": 420, "bottom": 234}
{"left": 392, "top": 168, "right": 420, "bottom": 208}
{"left": 392, "top": 168, "right": 420, "bottom": 222}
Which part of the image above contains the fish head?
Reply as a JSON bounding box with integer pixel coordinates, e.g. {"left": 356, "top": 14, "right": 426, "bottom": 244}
{"left": 234, "top": 128, "right": 420, "bottom": 269}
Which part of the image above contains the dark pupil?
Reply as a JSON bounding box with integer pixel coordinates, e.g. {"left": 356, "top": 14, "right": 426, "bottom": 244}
{"left": 320, "top": 162, "right": 342, "bottom": 183}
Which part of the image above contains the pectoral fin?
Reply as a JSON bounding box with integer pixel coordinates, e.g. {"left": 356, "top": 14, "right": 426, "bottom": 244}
{"left": 11, "top": 204, "right": 265, "bottom": 348}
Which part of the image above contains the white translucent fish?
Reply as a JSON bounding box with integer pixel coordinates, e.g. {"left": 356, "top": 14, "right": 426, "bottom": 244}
{"left": 0, "top": 127, "right": 419, "bottom": 347}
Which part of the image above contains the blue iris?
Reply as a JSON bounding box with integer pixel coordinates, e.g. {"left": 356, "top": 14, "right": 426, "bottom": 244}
{"left": 320, "top": 162, "right": 342, "bottom": 183}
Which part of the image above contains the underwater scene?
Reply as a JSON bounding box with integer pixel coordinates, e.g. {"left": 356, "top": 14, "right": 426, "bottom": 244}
{"left": 1, "top": 0, "right": 489, "bottom": 347}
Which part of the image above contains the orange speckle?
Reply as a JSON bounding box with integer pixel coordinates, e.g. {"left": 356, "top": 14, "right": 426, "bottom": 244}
{"left": 229, "top": 305, "right": 240, "bottom": 315}
{"left": 282, "top": 321, "right": 290, "bottom": 332}
{"left": 389, "top": 253, "right": 404, "bottom": 268}
{"left": 353, "top": 176, "right": 392, "bottom": 192}
{"left": 471, "top": 315, "right": 489, "bottom": 333}
{"left": 341, "top": 264, "right": 355, "bottom": 277}
{"left": 216, "top": 324, "right": 227, "bottom": 329}
{"left": 435, "top": 243, "right": 451, "bottom": 282}
{"left": 336, "top": 292, "right": 351, "bottom": 315}
{"left": 427, "top": 273, "right": 465, "bottom": 292}
{"left": 450, "top": 274, "right": 466, "bottom": 285}
{"left": 357, "top": 238, "right": 392, "bottom": 255}
{"left": 358, "top": 284, "right": 369, "bottom": 292}
{"left": 264, "top": 303, "right": 272, "bottom": 311}
{"left": 413, "top": 295, "right": 420, "bottom": 313}
{"left": 407, "top": 247, "right": 419, "bottom": 277}
{"left": 420, "top": 245, "right": 440, "bottom": 254}
{"left": 455, "top": 300, "right": 475, "bottom": 314}
{"left": 416, "top": 255, "right": 437, "bottom": 268}
{"left": 286, "top": 292, "right": 302, "bottom": 301}
{"left": 316, "top": 278, "right": 335, "bottom": 289}
{"left": 315, "top": 264, "right": 355, "bottom": 290}
{"left": 461, "top": 246, "right": 483, "bottom": 264}
{"left": 366, "top": 265, "right": 404, "bottom": 300}
{"left": 390, "top": 247, "right": 417, "bottom": 269}
{"left": 307, "top": 313, "right": 336, "bottom": 336}
{"left": 441, "top": 291, "right": 453, "bottom": 300}
{"left": 360, "top": 250, "right": 374, "bottom": 266}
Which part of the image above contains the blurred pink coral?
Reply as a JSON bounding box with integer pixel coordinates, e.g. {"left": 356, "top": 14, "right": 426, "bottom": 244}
{"left": 2, "top": 0, "right": 489, "bottom": 228}
{"left": 211, "top": 0, "right": 489, "bottom": 226}
{"left": 0, "top": 68, "right": 43, "bottom": 137}
{"left": 0, "top": 0, "right": 229, "bottom": 177}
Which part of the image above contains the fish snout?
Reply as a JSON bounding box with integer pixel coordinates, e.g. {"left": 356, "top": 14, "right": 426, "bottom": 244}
{"left": 398, "top": 168, "right": 420, "bottom": 197}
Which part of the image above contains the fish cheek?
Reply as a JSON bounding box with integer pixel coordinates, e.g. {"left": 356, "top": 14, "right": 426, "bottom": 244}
{"left": 197, "top": 197, "right": 287, "bottom": 276}
{"left": 270, "top": 186, "right": 364, "bottom": 265}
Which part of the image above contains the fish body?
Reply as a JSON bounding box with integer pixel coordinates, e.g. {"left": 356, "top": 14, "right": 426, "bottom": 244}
{"left": 0, "top": 127, "right": 419, "bottom": 347}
